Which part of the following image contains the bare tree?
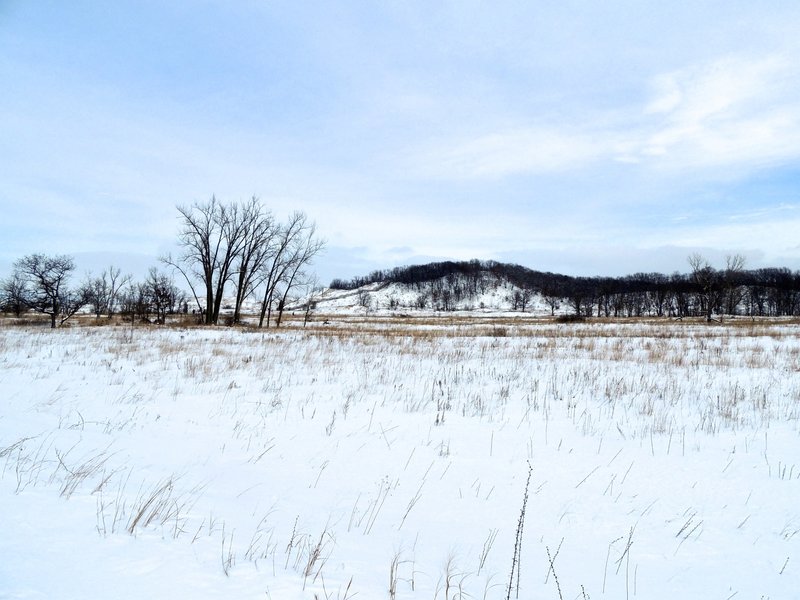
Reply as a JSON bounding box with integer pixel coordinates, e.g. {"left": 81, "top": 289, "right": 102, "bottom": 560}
{"left": 117, "top": 282, "right": 141, "bottom": 323}
{"left": 161, "top": 197, "right": 324, "bottom": 327}
{"left": 144, "top": 267, "right": 184, "bottom": 324}
{"left": 230, "top": 197, "right": 277, "bottom": 325}
{"left": 13, "top": 253, "right": 88, "bottom": 328}
{"left": 163, "top": 196, "right": 248, "bottom": 325}
{"left": 1, "top": 271, "right": 30, "bottom": 317}
{"left": 300, "top": 275, "right": 323, "bottom": 326}
{"left": 357, "top": 288, "right": 373, "bottom": 314}
{"left": 274, "top": 220, "right": 325, "bottom": 327}
{"left": 84, "top": 266, "right": 132, "bottom": 319}
{"left": 115, "top": 270, "right": 184, "bottom": 324}
{"left": 564, "top": 277, "right": 593, "bottom": 317}
{"left": 257, "top": 211, "right": 324, "bottom": 328}
{"left": 723, "top": 254, "right": 747, "bottom": 316}
{"left": 512, "top": 287, "right": 533, "bottom": 312}
{"left": 541, "top": 288, "right": 561, "bottom": 316}
{"left": 688, "top": 253, "right": 720, "bottom": 322}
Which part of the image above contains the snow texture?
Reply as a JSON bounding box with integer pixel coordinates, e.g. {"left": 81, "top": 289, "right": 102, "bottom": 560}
{"left": 1, "top": 319, "right": 799, "bottom": 599}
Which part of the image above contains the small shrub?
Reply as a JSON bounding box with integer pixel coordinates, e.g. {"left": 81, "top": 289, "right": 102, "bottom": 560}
{"left": 556, "top": 314, "right": 586, "bottom": 323}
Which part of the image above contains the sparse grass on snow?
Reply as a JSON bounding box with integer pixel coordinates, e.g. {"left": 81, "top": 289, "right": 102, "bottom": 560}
{"left": 1, "top": 317, "right": 799, "bottom": 599}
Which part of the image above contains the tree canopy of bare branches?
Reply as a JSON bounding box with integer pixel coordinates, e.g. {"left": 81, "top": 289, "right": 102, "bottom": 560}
{"left": 84, "top": 266, "right": 132, "bottom": 319}
{"left": 257, "top": 211, "right": 325, "bottom": 328}
{"left": 164, "top": 197, "right": 324, "bottom": 327}
{"left": 11, "top": 253, "right": 87, "bottom": 328}
{"left": 163, "top": 196, "right": 248, "bottom": 325}
{"left": 231, "top": 197, "right": 277, "bottom": 325}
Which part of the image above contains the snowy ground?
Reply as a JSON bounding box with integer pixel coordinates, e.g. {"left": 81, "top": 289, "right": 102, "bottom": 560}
{"left": 1, "top": 317, "right": 799, "bottom": 599}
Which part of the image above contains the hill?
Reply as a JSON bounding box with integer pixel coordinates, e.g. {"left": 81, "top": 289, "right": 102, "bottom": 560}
{"left": 315, "top": 260, "right": 556, "bottom": 314}
{"left": 310, "top": 259, "right": 800, "bottom": 319}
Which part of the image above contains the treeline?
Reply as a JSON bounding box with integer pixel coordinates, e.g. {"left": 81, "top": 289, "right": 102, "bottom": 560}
{"left": 1, "top": 196, "right": 324, "bottom": 328}
{"left": 331, "top": 257, "right": 800, "bottom": 318}
{"left": 0, "top": 256, "right": 187, "bottom": 327}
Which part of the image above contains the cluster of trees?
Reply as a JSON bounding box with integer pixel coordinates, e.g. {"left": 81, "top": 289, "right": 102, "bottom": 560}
{"left": 1, "top": 196, "right": 324, "bottom": 328}
{"left": 0, "top": 256, "right": 185, "bottom": 327}
{"left": 332, "top": 256, "right": 800, "bottom": 318}
{"left": 335, "top": 260, "right": 505, "bottom": 311}
{"left": 332, "top": 260, "right": 490, "bottom": 290}
{"left": 546, "top": 254, "right": 800, "bottom": 319}
{"left": 163, "top": 196, "right": 324, "bottom": 326}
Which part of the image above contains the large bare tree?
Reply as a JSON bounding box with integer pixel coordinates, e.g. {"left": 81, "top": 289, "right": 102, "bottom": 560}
{"left": 256, "top": 211, "right": 324, "bottom": 328}
{"left": 163, "top": 197, "right": 323, "bottom": 326}
{"left": 230, "top": 197, "right": 277, "bottom": 325}
{"left": 163, "top": 196, "right": 248, "bottom": 325}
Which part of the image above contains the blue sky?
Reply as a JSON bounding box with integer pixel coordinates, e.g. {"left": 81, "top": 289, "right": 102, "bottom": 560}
{"left": 2, "top": 1, "right": 800, "bottom": 285}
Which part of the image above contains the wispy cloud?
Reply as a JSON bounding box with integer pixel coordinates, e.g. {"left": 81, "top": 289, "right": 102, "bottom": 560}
{"left": 637, "top": 55, "right": 800, "bottom": 169}
{"left": 416, "top": 53, "right": 800, "bottom": 180}
{"left": 416, "top": 127, "right": 610, "bottom": 179}
{"left": 2, "top": 2, "right": 800, "bottom": 279}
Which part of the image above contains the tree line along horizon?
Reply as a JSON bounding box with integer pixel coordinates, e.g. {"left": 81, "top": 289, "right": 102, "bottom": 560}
{"left": 3, "top": 197, "right": 800, "bottom": 325}
{"left": 330, "top": 255, "right": 800, "bottom": 319}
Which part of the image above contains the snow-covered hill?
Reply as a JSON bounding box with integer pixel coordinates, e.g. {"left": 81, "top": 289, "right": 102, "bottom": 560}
{"left": 307, "top": 277, "right": 561, "bottom": 316}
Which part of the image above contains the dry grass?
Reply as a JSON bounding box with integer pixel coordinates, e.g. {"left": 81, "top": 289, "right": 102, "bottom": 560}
{"left": 2, "top": 311, "right": 799, "bottom": 597}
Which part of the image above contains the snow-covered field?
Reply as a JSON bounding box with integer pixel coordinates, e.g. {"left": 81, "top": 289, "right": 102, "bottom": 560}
{"left": 1, "top": 317, "right": 799, "bottom": 599}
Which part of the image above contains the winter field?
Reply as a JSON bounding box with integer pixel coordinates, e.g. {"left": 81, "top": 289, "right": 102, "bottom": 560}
{"left": 1, "top": 316, "right": 799, "bottom": 599}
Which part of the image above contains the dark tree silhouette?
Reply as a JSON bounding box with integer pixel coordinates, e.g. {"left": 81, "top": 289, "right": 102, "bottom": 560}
{"left": 12, "top": 253, "right": 87, "bottom": 327}
{"left": 164, "top": 196, "right": 248, "bottom": 325}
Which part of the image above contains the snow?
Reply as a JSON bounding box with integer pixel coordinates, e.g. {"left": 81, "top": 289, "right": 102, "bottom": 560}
{"left": 309, "top": 279, "right": 560, "bottom": 315}
{"left": 1, "top": 319, "right": 799, "bottom": 599}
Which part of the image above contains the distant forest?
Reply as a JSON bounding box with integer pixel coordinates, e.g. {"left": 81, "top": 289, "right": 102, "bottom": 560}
{"left": 330, "top": 258, "right": 800, "bottom": 318}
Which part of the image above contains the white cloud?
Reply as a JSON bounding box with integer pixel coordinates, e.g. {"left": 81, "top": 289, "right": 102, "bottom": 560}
{"left": 416, "top": 127, "right": 614, "bottom": 179}
{"left": 645, "top": 74, "right": 683, "bottom": 115}
{"left": 3, "top": 2, "right": 800, "bottom": 282}
{"left": 635, "top": 54, "right": 800, "bottom": 169}
{"left": 417, "top": 53, "right": 800, "bottom": 180}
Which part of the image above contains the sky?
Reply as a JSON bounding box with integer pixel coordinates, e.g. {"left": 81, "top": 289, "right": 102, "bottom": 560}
{"left": 2, "top": 0, "right": 800, "bottom": 286}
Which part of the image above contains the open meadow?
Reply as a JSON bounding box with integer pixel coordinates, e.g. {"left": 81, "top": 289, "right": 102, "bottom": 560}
{"left": 1, "top": 316, "right": 799, "bottom": 599}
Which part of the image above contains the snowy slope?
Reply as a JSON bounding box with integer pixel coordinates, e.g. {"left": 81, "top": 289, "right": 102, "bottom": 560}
{"left": 309, "top": 278, "right": 560, "bottom": 315}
